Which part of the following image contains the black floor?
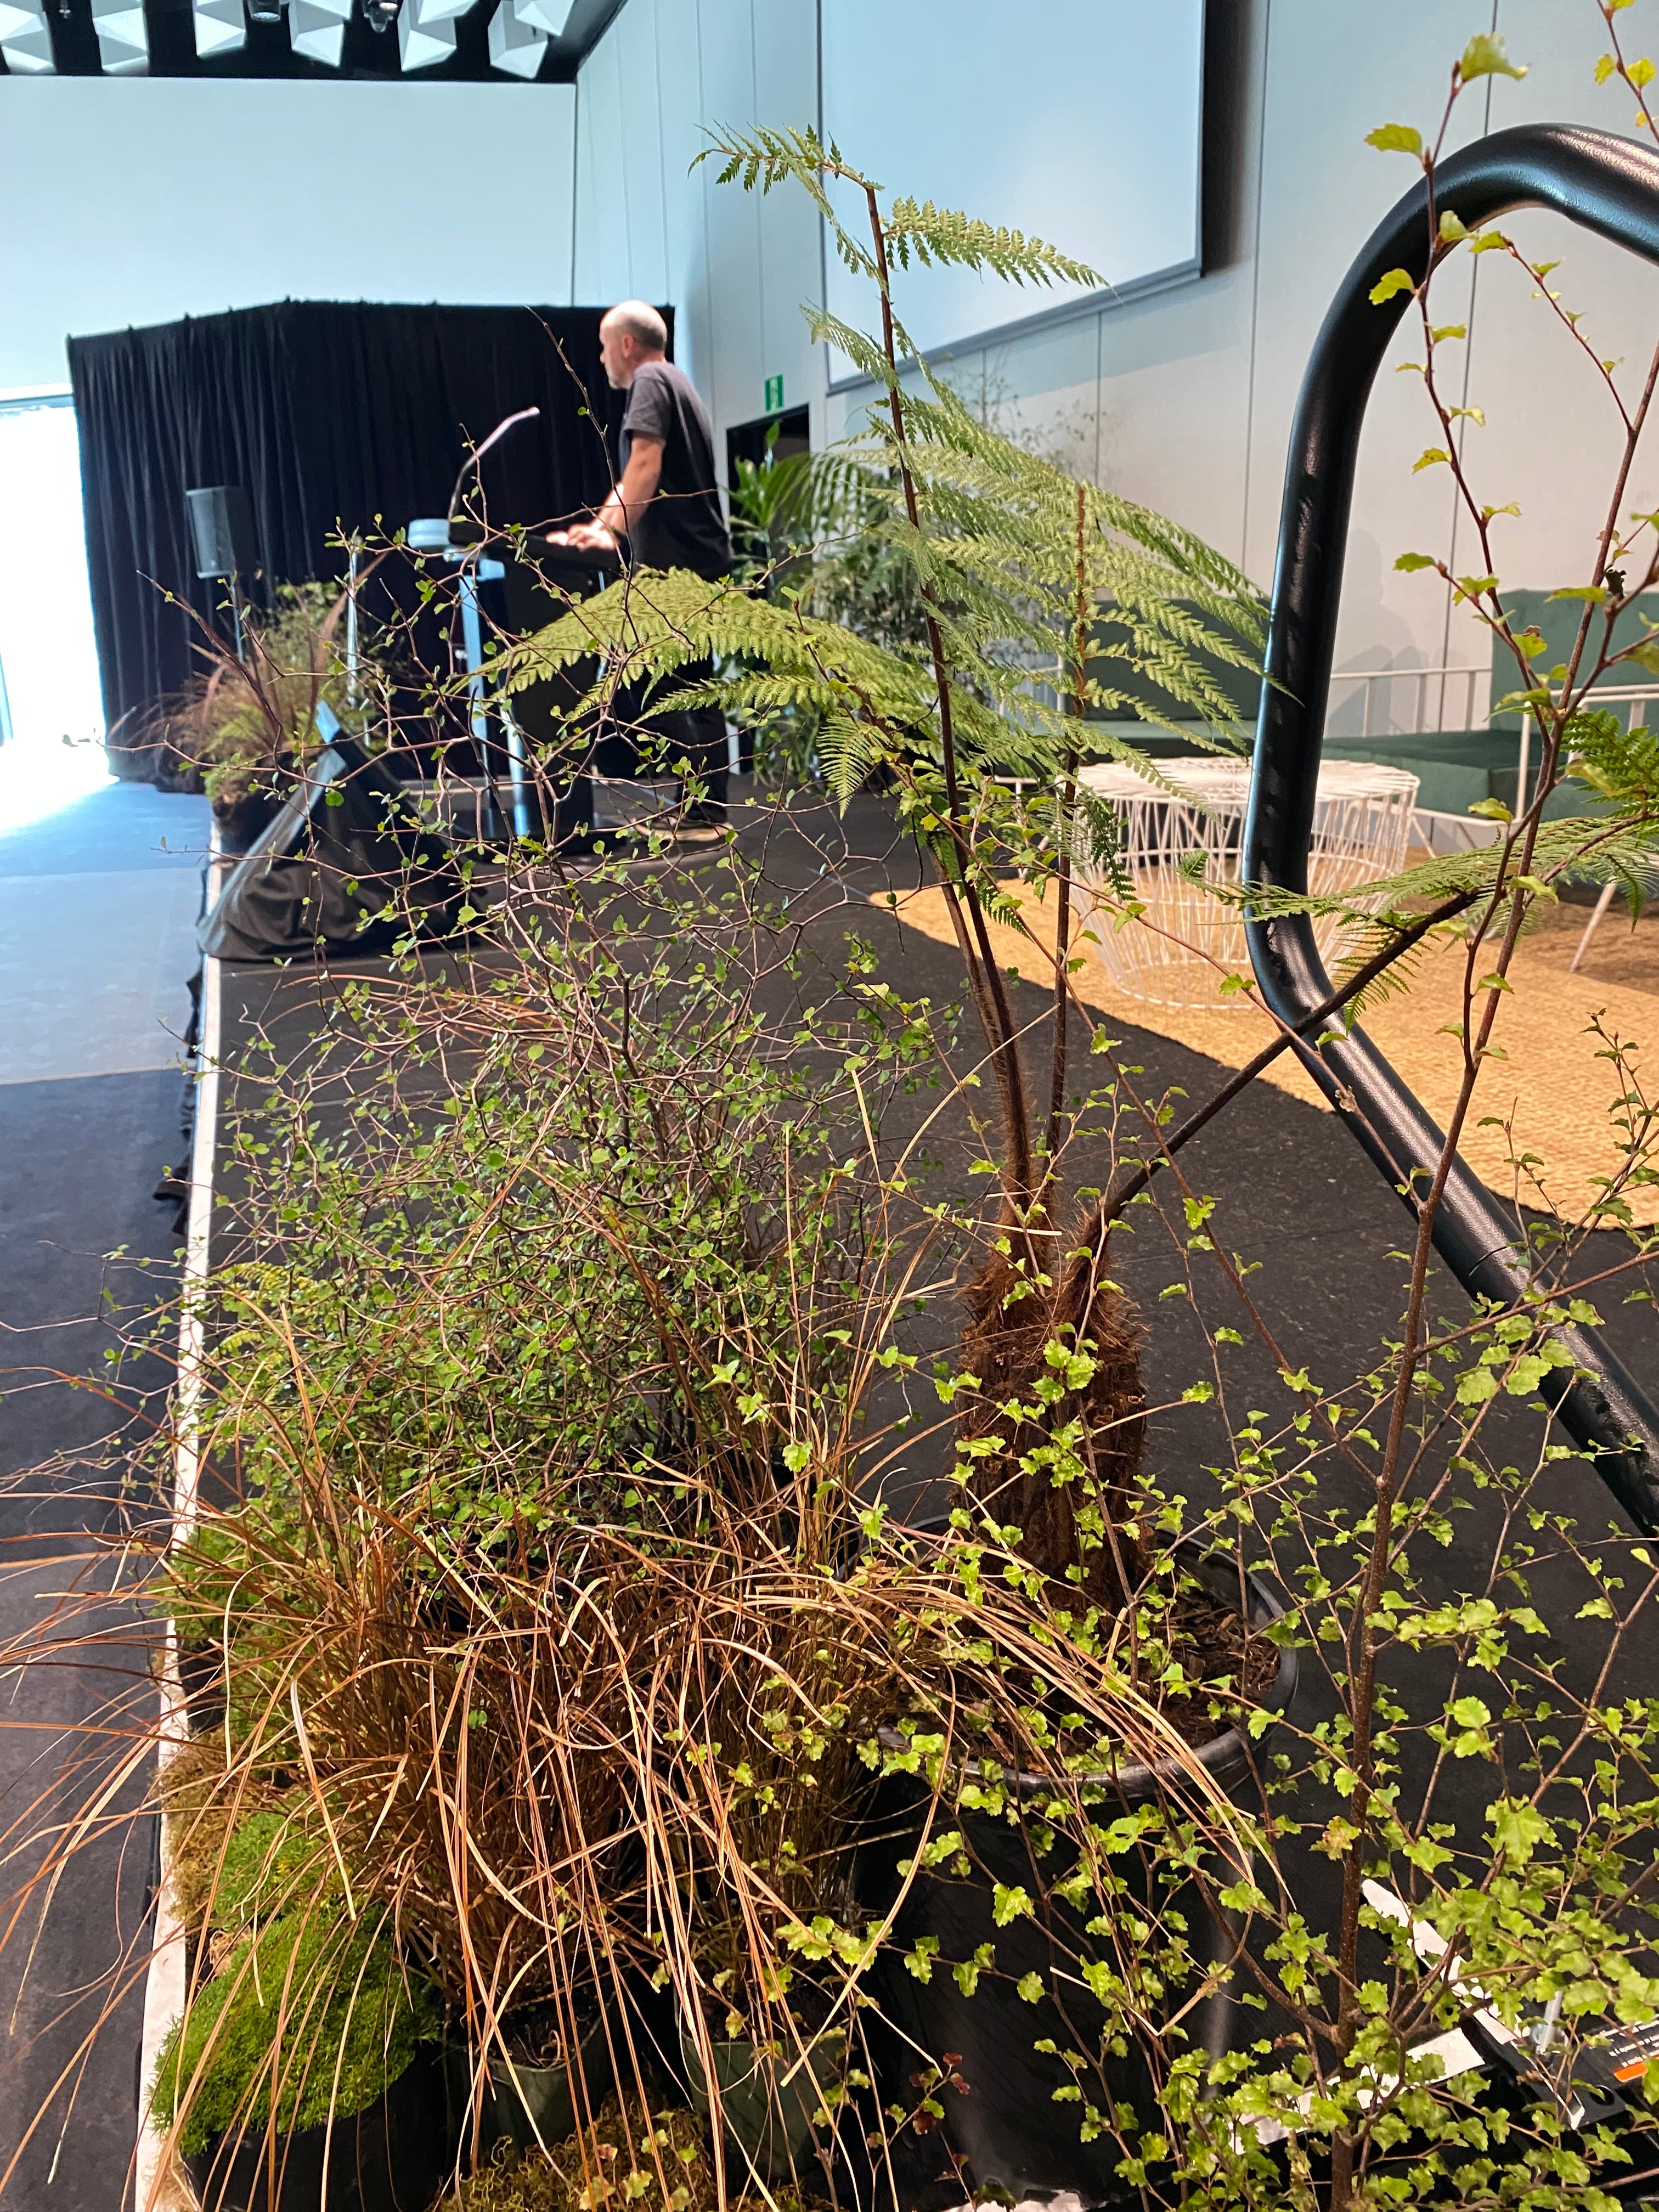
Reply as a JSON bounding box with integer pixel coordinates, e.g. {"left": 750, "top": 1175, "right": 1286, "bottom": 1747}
{"left": 0, "top": 1074, "right": 185, "bottom": 2211}
{"left": 0, "top": 784, "right": 206, "bottom": 2211}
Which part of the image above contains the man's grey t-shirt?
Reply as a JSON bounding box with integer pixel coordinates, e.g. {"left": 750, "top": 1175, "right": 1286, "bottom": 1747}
{"left": 619, "top": 360, "right": 732, "bottom": 579}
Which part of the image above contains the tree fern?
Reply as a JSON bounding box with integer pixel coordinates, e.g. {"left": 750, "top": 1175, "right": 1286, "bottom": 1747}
{"left": 505, "top": 128, "right": 1265, "bottom": 1229}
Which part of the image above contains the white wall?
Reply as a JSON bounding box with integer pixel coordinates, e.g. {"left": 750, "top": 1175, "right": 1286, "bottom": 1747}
{"left": 573, "top": 0, "right": 1659, "bottom": 702}
{"left": 573, "top": 0, "right": 822, "bottom": 458}
{"left": 0, "top": 77, "right": 577, "bottom": 392}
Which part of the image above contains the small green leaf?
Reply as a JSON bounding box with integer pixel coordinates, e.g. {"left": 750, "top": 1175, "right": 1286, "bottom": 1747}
{"left": 1468, "top": 229, "right": 1512, "bottom": 256}
{"left": 1017, "top": 1971, "right": 1045, "bottom": 2003}
{"left": 1413, "top": 447, "right": 1453, "bottom": 473}
{"left": 1491, "top": 1799, "right": 1553, "bottom": 1867}
{"left": 1395, "top": 551, "right": 1438, "bottom": 572}
{"left": 992, "top": 1882, "right": 1034, "bottom": 1927}
{"left": 1366, "top": 122, "right": 1424, "bottom": 156}
{"left": 1369, "top": 267, "right": 1417, "bottom": 306}
{"left": 1550, "top": 584, "right": 1607, "bottom": 603}
{"left": 1439, "top": 211, "right": 1470, "bottom": 244}
{"left": 1458, "top": 1367, "right": 1499, "bottom": 1407}
{"left": 904, "top": 1935, "right": 940, "bottom": 1983}
{"left": 1459, "top": 32, "right": 1527, "bottom": 82}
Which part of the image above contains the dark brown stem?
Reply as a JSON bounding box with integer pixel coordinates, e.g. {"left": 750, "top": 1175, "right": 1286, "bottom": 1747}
{"left": 1080, "top": 890, "right": 1474, "bottom": 1245}
{"left": 1045, "top": 482, "right": 1088, "bottom": 1176}
{"left": 864, "top": 180, "right": 1035, "bottom": 1212}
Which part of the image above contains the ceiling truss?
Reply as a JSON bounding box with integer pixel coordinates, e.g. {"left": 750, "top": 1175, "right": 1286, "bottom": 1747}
{"left": 0, "top": 0, "right": 612, "bottom": 79}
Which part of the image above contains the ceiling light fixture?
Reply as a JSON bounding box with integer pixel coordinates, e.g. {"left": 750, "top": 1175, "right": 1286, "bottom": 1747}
{"left": 397, "top": 0, "right": 454, "bottom": 70}
{"left": 290, "top": 0, "right": 349, "bottom": 63}
{"left": 0, "top": 0, "right": 53, "bottom": 70}
{"left": 511, "top": 0, "right": 571, "bottom": 31}
{"left": 190, "top": 0, "right": 246, "bottom": 54}
{"left": 486, "top": 0, "right": 545, "bottom": 77}
{"left": 90, "top": 0, "right": 148, "bottom": 70}
{"left": 361, "top": 0, "right": 398, "bottom": 31}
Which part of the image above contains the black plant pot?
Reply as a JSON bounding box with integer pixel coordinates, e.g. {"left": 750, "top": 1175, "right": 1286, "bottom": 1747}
{"left": 211, "top": 787, "right": 285, "bottom": 856}
{"left": 478, "top": 2008, "right": 616, "bottom": 2163}
{"left": 856, "top": 1543, "right": 1299, "bottom": 2207}
{"left": 182, "top": 2039, "right": 451, "bottom": 2212}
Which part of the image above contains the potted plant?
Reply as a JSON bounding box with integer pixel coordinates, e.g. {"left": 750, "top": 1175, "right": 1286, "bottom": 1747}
{"left": 150, "top": 1797, "right": 445, "bottom": 2211}
{"left": 142, "top": 579, "right": 383, "bottom": 853}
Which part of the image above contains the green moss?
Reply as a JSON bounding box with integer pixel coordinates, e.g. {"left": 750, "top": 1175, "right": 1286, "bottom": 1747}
{"left": 213, "top": 1809, "right": 331, "bottom": 1928}
{"left": 166, "top": 1785, "right": 332, "bottom": 1943}
{"left": 150, "top": 1911, "right": 437, "bottom": 2156}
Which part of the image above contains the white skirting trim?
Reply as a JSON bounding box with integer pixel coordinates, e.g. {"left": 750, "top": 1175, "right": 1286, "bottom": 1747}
{"left": 134, "top": 877, "right": 222, "bottom": 2212}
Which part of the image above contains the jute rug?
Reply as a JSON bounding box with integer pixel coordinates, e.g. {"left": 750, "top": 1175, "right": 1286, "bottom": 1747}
{"left": 893, "top": 883, "right": 1659, "bottom": 1227}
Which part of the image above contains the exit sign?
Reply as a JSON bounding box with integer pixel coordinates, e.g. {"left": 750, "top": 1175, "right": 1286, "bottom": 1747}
{"left": 764, "top": 374, "right": 785, "bottom": 412}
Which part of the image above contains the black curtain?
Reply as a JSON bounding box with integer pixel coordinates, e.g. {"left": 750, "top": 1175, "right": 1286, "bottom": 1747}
{"left": 67, "top": 300, "right": 671, "bottom": 777}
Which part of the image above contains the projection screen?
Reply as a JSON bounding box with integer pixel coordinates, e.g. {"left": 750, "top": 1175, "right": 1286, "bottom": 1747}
{"left": 819, "top": 0, "right": 1205, "bottom": 377}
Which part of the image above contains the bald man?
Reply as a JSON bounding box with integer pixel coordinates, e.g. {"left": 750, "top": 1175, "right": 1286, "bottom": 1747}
{"left": 554, "top": 301, "right": 732, "bottom": 825}
{"left": 565, "top": 302, "right": 731, "bottom": 580}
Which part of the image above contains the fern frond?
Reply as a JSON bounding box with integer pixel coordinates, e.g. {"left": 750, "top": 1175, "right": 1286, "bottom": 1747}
{"left": 883, "top": 199, "right": 1102, "bottom": 292}
{"left": 804, "top": 310, "right": 901, "bottom": 392}
{"left": 1190, "top": 811, "right": 1659, "bottom": 944}
{"left": 1567, "top": 707, "right": 1659, "bottom": 807}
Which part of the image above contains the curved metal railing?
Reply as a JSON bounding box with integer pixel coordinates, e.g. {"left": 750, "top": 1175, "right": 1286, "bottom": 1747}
{"left": 1244, "top": 123, "right": 1659, "bottom": 1532}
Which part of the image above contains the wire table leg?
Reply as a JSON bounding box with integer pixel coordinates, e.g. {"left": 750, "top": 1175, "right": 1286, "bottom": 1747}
{"left": 1569, "top": 879, "right": 1618, "bottom": 974}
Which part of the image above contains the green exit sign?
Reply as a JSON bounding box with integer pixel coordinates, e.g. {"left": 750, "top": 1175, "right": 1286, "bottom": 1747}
{"left": 764, "top": 374, "right": 785, "bottom": 413}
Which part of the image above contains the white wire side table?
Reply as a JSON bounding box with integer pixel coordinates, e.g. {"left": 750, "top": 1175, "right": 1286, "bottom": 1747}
{"left": 1074, "top": 756, "right": 1420, "bottom": 1008}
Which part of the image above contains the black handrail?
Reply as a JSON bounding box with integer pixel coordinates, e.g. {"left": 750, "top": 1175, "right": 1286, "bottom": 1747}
{"left": 1244, "top": 123, "right": 1659, "bottom": 1533}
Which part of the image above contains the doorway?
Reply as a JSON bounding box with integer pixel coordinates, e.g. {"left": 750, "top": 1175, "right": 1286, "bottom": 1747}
{"left": 0, "top": 394, "right": 109, "bottom": 837}
{"left": 725, "top": 404, "right": 811, "bottom": 491}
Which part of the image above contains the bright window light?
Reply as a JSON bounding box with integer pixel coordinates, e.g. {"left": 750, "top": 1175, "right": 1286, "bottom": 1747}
{"left": 0, "top": 398, "right": 112, "bottom": 837}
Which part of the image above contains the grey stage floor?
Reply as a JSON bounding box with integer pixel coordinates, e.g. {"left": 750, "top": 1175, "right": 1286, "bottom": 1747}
{"left": 0, "top": 779, "right": 208, "bottom": 2210}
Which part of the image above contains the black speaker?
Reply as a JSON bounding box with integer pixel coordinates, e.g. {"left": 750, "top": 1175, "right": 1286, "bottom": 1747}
{"left": 185, "top": 485, "right": 256, "bottom": 580}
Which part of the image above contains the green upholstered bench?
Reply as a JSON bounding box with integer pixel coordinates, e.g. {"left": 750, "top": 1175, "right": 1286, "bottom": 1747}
{"left": 1086, "top": 588, "right": 1654, "bottom": 828}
